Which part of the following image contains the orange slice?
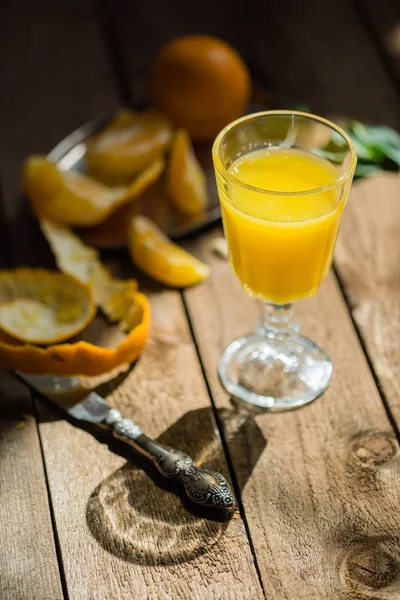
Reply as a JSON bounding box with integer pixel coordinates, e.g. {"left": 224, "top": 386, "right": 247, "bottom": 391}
{"left": 23, "top": 155, "right": 164, "bottom": 227}
{"left": 128, "top": 215, "right": 210, "bottom": 287}
{"left": 86, "top": 109, "right": 173, "bottom": 182}
{"left": 166, "top": 129, "right": 208, "bottom": 215}
{"left": 0, "top": 269, "right": 95, "bottom": 345}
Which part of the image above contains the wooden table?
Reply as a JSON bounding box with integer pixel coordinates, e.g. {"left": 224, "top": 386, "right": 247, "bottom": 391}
{"left": 2, "top": 1, "right": 400, "bottom": 598}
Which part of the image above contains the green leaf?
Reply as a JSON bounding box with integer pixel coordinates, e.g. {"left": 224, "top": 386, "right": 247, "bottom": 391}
{"left": 349, "top": 121, "right": 400, "bottom": 166}
{"left": 381, "top": 145, "right": 400, "bottom": 166}
{"left": 312, "top": 148, "right": 346, "bottom": 164}
{"left": 312, "top": 130, "right": 348, "bottom": 164}
{"left": 348, "top": 131, "right": 382, "bottom": 162}
{"left": 352, "top": 122, "right": 400, "bottom": 147}
{"left": 354, "top": 163, "right": 381, "bottom": 178}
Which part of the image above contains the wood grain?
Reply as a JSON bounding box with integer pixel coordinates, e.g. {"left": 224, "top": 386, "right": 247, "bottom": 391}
{"left": 184, "top": 227, "right": 400, "bottom": 599}
{"left": 0, "top": 1, "right": 263, "bottom": 597}
{"left": 104, "top": 0, "right": 400, "bottom": 126}
{"left": 3, "top": 0, "right": 400, "bottom": 598}
{"left": 358, "top": 0, "right": 400, "bottom": 81}
{"left": 0, "top": 396, "right": 64, "bottom": 600}
{"left": 0, "top": 0, "right": 118, "bottom": 266}
{"left": 336, "top": 174, "right": 400, "bottom": 425}
{"left": 37, "top": 289, "right": 264, "bottom": 600}
{"left": 0, "top": 178, "right": 63, "bottom": 599}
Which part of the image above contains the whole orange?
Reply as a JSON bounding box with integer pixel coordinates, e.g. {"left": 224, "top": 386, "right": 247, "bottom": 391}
{"left": 150, "top": 35, "right": 251, "bottom": 141}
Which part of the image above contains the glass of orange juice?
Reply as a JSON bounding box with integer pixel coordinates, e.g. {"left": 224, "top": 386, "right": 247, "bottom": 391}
{"left": 212, "top": 111, "right": 357, "bottom": 409}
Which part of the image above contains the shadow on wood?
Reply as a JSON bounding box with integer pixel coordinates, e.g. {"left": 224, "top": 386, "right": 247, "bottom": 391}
{"left": 86, "top": 405, "right": 266, "bottom": 565}
{"left": 0, "top": 370, "right": 33, "bottom": 418}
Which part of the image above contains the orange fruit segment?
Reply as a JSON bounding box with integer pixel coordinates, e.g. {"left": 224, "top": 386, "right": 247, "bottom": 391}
{"left": 166, "top": 129, "right": 208, "bottom": 215}
{"left": 23, "top": 156, "right": 164, "bottom": 227}
{"left": 128, "top": 215, "right": 210, "bottom": 287}
{"left": 86, "top": 109, "right": 173, "bottom": 182}
{"left": 151, "top": 35, "right": 251, "bottom": 140}
{"left": 0, "top": 269, "right": 95, "bottom": 344}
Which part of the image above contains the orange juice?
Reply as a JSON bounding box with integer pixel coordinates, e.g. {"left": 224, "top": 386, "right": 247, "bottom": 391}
{"left": 219, "top": 147, "right": 346, "bottom": 304}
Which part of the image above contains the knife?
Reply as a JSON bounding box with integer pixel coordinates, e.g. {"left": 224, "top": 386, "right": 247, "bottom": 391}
{"left": 16, "top": 372, "right": 235, "bottom": 510}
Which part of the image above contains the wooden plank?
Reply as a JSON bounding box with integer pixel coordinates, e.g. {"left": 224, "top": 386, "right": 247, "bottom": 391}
{"left": 0, "top": 0, "right": 118, "bottom": 266}
{"left": 37, "top": 288, "right": 264, "bottom": 600}
{"left": 336, "top": 174, "right": 400, "bottom": 425}
{"left": 183, "top": 227, "right": 400, "bottom": 599}
{"left": 0, "top": 2, "right": 264, "bottom": 596}
{"left": 0, "top": 381, "right": 64, "bottom": 600}
{"left": 357, "top": 0, "right": 400, "bottom": 83}
{"left": 94, "top": 0, "right": 245, "bottom": 107}
{"left": 244, "top": 0, "right": 400, "bottom": 125}
{"left": 104, "top": 0, "right": 400, "bottom": 126}
{"left": 0, "top": 177, "right": 63, "bottom": 599}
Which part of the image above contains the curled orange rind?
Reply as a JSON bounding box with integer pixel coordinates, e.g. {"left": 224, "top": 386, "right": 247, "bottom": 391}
{"left": 23, "top": 155, "right": 164, "bottom": 227}
{"left": 0, "top": 221, "right": 151, "bottom": 376}
{"left": 0, "top": 269, "right": 95, "bottom": 345}
{"left": 86, "top": 109, "right": 172, "bottom": 182}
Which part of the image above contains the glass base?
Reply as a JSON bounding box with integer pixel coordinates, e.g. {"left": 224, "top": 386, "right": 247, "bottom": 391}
{"left": 218, "top": 333, "right": 332, "bottom": 410}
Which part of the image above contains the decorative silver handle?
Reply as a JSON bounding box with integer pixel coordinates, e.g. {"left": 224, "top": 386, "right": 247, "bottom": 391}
{"left": 105, "top": 409, "right": 235, "bottom": 509}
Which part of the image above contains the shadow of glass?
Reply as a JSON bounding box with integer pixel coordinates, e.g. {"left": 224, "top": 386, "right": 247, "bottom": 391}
{"left": 220, "top": 398, "right": 268, "bottom": 492}
{"left": 86, "top": 405, "right": 267, "bottom": 566}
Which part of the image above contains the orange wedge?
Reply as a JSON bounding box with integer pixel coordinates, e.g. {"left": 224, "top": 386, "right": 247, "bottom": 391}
{"left": 0, "top": 269, "right": 95, "bottom": 345}
{"left": 86, "top": 109, "right": 173, "bottom": 182}
{"left": 128, "top": 215, "right": 210, "bottom": 287}
{"left": 166, "top": 129, "right": 208, "bottom": 215}
{"left": 23, "top": 155, "right": 164, "bottom": 227}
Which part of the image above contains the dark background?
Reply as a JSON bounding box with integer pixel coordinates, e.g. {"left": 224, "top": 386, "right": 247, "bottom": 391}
{"left": 1, "top": 0, "right": 400, "bottom": 266}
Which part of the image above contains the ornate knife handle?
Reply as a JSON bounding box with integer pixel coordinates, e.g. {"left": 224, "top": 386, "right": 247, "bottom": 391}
{"left": 105, "top": 409, "right": 235, "bottom": 509}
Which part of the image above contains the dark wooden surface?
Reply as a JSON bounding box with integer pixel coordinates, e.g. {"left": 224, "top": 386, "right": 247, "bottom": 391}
{"left": 2, "top": 1, "right": 400, "bottom": 598}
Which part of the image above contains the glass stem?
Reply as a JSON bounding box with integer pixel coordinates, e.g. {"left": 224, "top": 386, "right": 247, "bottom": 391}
{"left": 256, "top": 302, "right": 300, "bottom": 341}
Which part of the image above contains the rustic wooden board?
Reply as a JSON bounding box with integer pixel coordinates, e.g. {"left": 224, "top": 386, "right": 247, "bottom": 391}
{"left": 0, "top": 1, "right": 264, "bottom": 597}
{"left": 0, "top": 0, "right": 118, "bottom": 267}
{"left": 358, "top": 0, "right": 400, "bottom": 83}
{"left": 0, "top": 372, "right": 64, "bottom": 600}
{"left": 0, "top": 175, "right": 63, "bottom": 599}
{"left": 183, "top": 228, "right": 400, "bottom": 599}
{"left": 3, "top": 0, "right": 400, "bottom": 598}
{"left": 336, "top": 174, "right": 400, "bottom": 425}
{"left": 104, "top": 0, "right": 400, "bottom": 127}
{"left": 37, "top": 289, "right": 264, "bottom": 600}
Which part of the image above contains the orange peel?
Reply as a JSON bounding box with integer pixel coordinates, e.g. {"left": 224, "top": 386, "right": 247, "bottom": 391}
{"left": 86, "top": 109, "right": 173, "bottom": 182}
{"left": 0, "top": 221, "right": 151, "bottom": 376}
{"left": 0, "top": 291, "right": 150, "bottom": 376}
{"left": 166, "top": 129, "right": 208, "bottom": 215}
{"left": 23, "top": 155, "right": 164, "bottom": 227}
{"left": 128, "top": 215, "right": 210, "bottom": 287}
{"left": 0, "top": 269, "right": 95, "bottom": 345}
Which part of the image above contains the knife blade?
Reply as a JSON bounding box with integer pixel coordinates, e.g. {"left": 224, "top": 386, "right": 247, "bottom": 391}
{"left": 17, "top": 372, "right": 235, "bottom": 510}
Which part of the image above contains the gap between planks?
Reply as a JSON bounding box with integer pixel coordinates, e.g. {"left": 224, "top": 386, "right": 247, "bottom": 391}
{"left": 180, "top": 290, "right": 268, "bottom": 600}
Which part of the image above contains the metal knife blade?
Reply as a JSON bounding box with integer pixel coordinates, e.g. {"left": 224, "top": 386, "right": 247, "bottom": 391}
{"left": 16, "top": 372, "right": 235, "bottom": 510}
{"left": 17, "top": 372, "right": 114, "bottom": 424}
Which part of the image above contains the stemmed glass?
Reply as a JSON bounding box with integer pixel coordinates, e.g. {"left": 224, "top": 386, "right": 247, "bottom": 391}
{"left": 212, "top": 111, "right": 357, "bottom": 410}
